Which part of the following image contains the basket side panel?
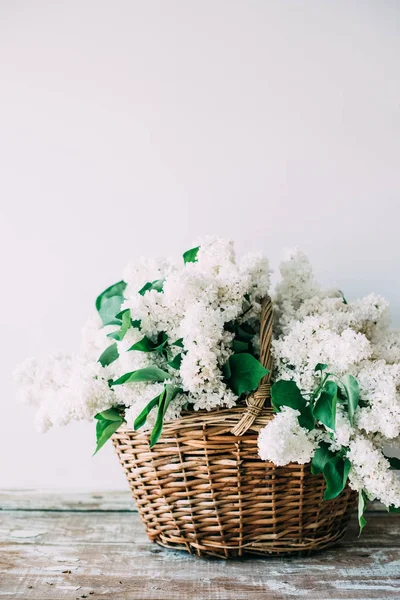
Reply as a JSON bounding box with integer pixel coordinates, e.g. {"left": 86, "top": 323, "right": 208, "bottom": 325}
{"left": 113, "top": 423, "right": 356, "bottom": 558}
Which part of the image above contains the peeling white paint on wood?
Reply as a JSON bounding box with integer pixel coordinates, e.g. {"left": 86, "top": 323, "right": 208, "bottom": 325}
{"left": 9, "top": 530, "right": 44, "bottom": 539}
{"left": 0, "top": 490, "right": 135, "bottom": 512}
{"left": 0, "top": 492, "right": 398, "bottom": 599}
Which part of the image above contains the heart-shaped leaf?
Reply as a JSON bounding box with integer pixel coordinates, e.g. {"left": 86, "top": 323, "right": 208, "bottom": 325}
{"left": 313, "top": 381, "right": 338, "bottom": 430}
{"left": 323, "top": 456, "right": 351, "bottom": 500}
{"left": 224, "top": 353, "right": 268, "bottom": 397}
{"left": 232, "top": 340, "right": 249, "bottom": 353}
{"left": 272, "top": 380, "right": 314, "bottom": 430}
{"left": 297, "top": 404, "right": 315, "bottom": 431}
{"left": 95, "top": 280, "right": 127, "bottom": 326}
{"left": 311, "top": 441, "right": 335, "bottom": 475}
{"left": 271, "top": 380, "right": 306, "bottom": 411}
{"left": 98, "top": 343, "right": 119, "bottom": 368}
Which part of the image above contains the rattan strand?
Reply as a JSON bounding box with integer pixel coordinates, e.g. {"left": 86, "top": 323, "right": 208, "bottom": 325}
{"left": 230, "top": 297, "right": 273, "bottom": 436}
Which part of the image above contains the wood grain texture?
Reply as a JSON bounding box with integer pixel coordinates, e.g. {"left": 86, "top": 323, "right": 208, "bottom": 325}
{"left": 0, "top": 490, "right": 135, "bottom": 512}
{"left": 0, "top": 499, "right": 399, "bottom": 600}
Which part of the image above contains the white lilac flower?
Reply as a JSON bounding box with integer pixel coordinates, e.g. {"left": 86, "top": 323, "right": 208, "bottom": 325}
{"left": 272, "top": 319, "right": 372, "bottom": 394}
{"left": 269, "top": 248, "right": 400, "bottom": 508}
{"left": 355, "top": 360, "right": 400, "bottom": 439}
{"left": 371, "top": 330, "right": 400, "bottom": 364}
{"left": 347, "top": 436, "right": 400, "bottom": 507}
{"left": 14, "top": 354, "right": 115, "bottom": 432}
{"left": 258, "top": 407, "right": 321, "bottom": 466}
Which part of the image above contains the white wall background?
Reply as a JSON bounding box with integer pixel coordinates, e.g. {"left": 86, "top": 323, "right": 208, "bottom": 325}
{"left": 0, "top": 0, "right": 399, "bottom": 491}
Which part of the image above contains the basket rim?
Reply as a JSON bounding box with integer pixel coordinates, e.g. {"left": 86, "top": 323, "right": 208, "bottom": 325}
{"left": 118, "top": 404, "right": 276, "bottom": 439}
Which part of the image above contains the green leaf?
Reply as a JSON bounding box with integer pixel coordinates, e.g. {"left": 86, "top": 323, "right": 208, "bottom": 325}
{"left": 138, "top": 279, "right": 165, "bottom": 296}
{"left": 114, "top": 311, "right": 141, "bottom": 329}
{"left": 95, "top": 280, "right": 127, "bottom": 326}
{"left": 271, "top": 380, "right": 314, "bottom": 429}
{"left": 297, "top": 405, "right": 315, "bottom": 431}
{"left": 168, "top": 353, "right": 182, "bottom": 370}
{"left": 340, "top": 374, "right": 360, "bottom": 425}
{"left": 183, "top": 246, "right": 200, "bottom": 264}
{"left": 128, "top": 332, "right": 168, "bottom": 354}
{"left": 172, "top": 338, "right": 184, "bottom": 348}
{"left": 314, "top": 363, "right": 328, "bottom": 372}
{"left": 222, "top": 359, "right": 231, "bottom": 379}
{"left": 127, "top": 337, "right": 155, "bottom": 352}
{"left": 111, "top": 366, "right": 170, "bottom": 386}
{"left": 232, "top": 339, "right": 249, "bottom": 353}
{"left": 237, "top": 323, "right": 256, "bottom": 342}
{"left": 95, "top": 407, "right": 124, "bottom": 422}
{"left": 107, "top": 309, "right": 132, "bottom": 341}
{"left": 271, "top": 380, "right": 306, "bottom": 411}
{"left": 311, "top": 442, "right": 335, "bottom": 475}
{"left": 150, "top": 385, "right": 182, "bottom": 447}
{"left": 98, "top": 343, "right": 119, "bottom": 368}
{"left": 94, "top": 409, "right": 125, "bottom": 454}
{"left": 224, "top": 321, "right": 256, "bottom": 345}
{"left": 224, "top": 353, "right": 268, "bottom": 397}
{"left": 339, "top": 290, "right": 348, "bottom": 305}
{"left": 134, "top": 395, "right": 160, "bottom": 430}
{"left": 388, "top": 505, "right": 400, "bottom": 513}
{"left": 323, "top": 456, "right": 351, "bottom": 500}
{"left": 313, "top": 381, "right": 338, "bottom": 430}
{"left": 385, "top": 455, "right": 400, "bottom": 470}
{"left": 94, "top": 420, "right": 123, "bottom": 454}
{"left": 358, "top": 490, "right": 368, "bottom": 535}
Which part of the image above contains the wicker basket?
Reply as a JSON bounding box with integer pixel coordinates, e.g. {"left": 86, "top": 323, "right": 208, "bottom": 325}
{"left": 113, "top": 297, "right": 356, "bottom": 558}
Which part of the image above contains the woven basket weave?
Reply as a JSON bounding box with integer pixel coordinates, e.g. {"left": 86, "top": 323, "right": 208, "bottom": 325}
{"left": 113, "top": 297, "right": 356, "bottom": 558}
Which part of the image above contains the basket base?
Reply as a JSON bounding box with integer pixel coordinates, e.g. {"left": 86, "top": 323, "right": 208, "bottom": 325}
{"left": 149, "top": 522, "right": 351, "bottom": 559}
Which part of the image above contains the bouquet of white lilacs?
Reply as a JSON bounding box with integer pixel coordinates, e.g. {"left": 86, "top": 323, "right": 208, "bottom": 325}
{"left": 258, "top": 249, "right": 400, "bottom": 531}
{"left": 15, "top": 237, "right": 270, "bottom": 448}
{"left": 14, "top": 239, "right": 400, "bottom": 531}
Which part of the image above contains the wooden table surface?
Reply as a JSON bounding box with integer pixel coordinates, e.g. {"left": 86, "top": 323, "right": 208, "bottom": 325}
{"left": 1, "top": 491, "right": 399, "bottom": 600}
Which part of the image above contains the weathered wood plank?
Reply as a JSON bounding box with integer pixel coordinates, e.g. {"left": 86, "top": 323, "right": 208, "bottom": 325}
{"left": 0, "top": 490, "right": 136, "bottom": 512}
{"left": 1, "top": 510, "right": 399, "bottom": 599}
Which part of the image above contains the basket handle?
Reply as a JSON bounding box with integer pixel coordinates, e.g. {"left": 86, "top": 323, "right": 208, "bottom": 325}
{"left": 230, "top": 295, "right": 273, "bottom": 436}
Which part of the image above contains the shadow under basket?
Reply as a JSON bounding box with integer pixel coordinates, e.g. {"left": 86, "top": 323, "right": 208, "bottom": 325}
{"left": 112, "top": 407, "right": 356, "bottom": 559}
